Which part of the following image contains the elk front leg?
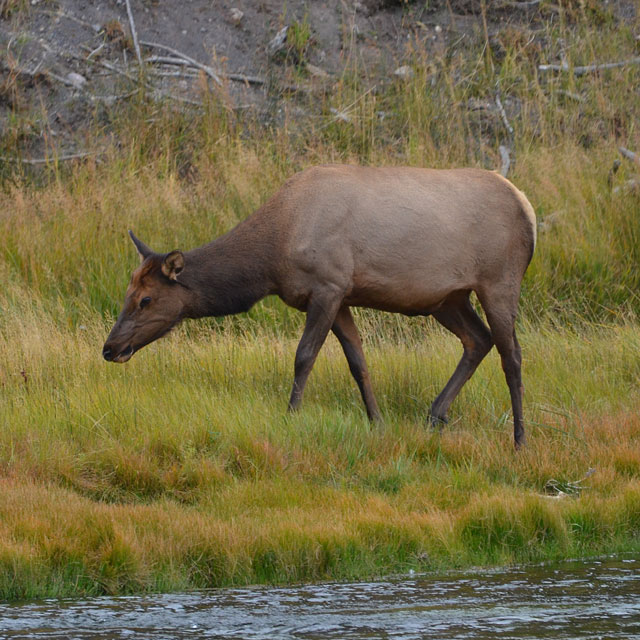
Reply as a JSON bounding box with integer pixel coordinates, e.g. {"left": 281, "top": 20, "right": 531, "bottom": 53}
{"left": 288, "top": 295, "right": 342, "bottom": 412}
{"left": 332, "top": 306, "right": 381, "bottom": 421}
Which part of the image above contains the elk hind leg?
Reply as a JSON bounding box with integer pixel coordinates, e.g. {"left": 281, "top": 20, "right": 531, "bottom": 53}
{"left": 429, "top": 293, "right": 493, "bottom": 427}
{"left": 477, "top": 287, "right": 525, "bottom": 449}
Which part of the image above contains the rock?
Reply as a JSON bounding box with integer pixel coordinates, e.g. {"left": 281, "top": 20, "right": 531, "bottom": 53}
{"left": 267, "top": 26, "right": 289, "bottom": 56}
{"left": 229, "top": 8, "right": 244, "bottom": 26}
{"left": 393, "top": 65, "right": 414, "bottom": 79}
{"left": 66, "top": 72, "right": 87, "bottom": 89}
{"left": 306, "top": 63, "right": 328, "bottom": 78}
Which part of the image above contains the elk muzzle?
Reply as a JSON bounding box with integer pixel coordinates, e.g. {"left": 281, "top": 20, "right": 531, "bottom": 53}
{"left": 102, "top": 342, "right": 134, "bottom": 363}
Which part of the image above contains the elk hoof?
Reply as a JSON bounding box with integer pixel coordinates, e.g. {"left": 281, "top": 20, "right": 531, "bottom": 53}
{"left": 514, "top": 436, "right": 526, "bottom": 450}
{"left": 428, "top": 413, "right": 448, "bottom": 431}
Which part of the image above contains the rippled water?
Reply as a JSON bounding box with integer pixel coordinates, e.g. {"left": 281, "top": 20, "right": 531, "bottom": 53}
{"left": 1, "top": 557, "right": 639, "bottom": 639}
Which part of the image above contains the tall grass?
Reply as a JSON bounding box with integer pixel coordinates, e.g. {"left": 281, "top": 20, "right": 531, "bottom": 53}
{"left": 1, "top": 4, "right": 639, "bottom": 598}
{"left": 2, "top": 6, "right": 640, "bottom": 322}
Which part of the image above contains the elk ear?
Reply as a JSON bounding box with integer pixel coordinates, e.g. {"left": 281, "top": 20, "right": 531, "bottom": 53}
{"left": 129, "top": 230, "right": 153, "bottom": 262}
{"left": 162, "top": 251, "right": 185, "bottom": 280}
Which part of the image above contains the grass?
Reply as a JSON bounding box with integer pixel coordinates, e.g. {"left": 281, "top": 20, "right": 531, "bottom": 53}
{"left": 0, "top": 2, "right": 639, "bottom": 599}
{"left": 1, "top": 297, "right": 639, "bottom": 598}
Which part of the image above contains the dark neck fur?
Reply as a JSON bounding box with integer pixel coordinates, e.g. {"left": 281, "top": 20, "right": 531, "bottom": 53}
{"left": 178, "top": 221, "right": 276, "bottom": 319}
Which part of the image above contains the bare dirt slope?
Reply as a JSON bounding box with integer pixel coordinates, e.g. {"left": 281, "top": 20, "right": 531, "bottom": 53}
{"left": 0, "top": 1, "right": 636, "bottom": 160}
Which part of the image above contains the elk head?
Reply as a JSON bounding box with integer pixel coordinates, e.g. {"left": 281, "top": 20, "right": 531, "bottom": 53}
{"left": 102, "top": 231, "right": 189, "bottom": 363}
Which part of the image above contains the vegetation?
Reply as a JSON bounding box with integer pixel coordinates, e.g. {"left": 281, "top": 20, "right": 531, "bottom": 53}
{"left": 1, "top": 3, "right": 640, "bottom": 599}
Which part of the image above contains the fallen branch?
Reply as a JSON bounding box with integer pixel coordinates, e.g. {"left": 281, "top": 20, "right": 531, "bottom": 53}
{"left": 86, "top": 42, "right": 106, "bottom": 60}
{"left": 619, "top": 146, "right": 640, "bottom": 166}
{"left": 139, "top": 40, "right": 222, "bottom": 85}
{"left": 90, "top": 56, "right": 139, "bottom": 83}
{"left": 224, "top": 72, "right": 266, "bottom": 86}
{"left": 144, "top": 55, "right": 266, "bottom": 85}
{"left": 1, "top": 151, "right": 104, "bottom": 165}
{"left": 495, "top": 90, "right": 514, "bottom": 139}
{"left": 503, "top": 0, "right": 540, "bottom": 7}
{"left": 556, "top": 89, "right": 584, "bottom": 103}
{"left": 545, "top": 468, "right": 595, "bottom": 497}
{"left": 148, "top": 69, "right": 198, "bottom": 79}
{"left": 80, "top": 52, "right": 203, "bottom": 106}
{"left": 539, "top": 56, "right": 640, "bottom": 76}
{"left": 125, "top": 0, "right": 143, "bottom": 68}
{"left": 499, "top": 145, "right": 511, "bottom": 178}
{"left": 145, "top": 55, "right": 196, "bottom": 68}
{"left": 89, "top": 89, "right": 140, "bottom": 105}
{"left": 38, "top": 8, "right": 98, "bottom": 31}
{"left": 45, "top": 45, "right": 200, "bottom": 107}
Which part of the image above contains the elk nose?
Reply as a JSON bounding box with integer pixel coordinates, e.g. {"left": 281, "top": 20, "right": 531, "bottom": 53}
{"left": 102, "top": 346, "right": 114, "bottom": 361}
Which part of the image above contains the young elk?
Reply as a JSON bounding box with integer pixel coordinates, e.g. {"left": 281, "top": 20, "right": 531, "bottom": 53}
{"left": 103, "top": 166, "right": 536, "bottom": 448}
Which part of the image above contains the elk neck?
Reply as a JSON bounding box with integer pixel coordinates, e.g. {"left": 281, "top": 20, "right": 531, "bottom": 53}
{"left": 178, "top": 215, "right": 280, "bottom": 319}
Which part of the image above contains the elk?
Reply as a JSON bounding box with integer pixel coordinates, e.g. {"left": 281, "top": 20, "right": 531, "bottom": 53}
{"left": 103, "top": 165, "right": 536, "bottom": 448}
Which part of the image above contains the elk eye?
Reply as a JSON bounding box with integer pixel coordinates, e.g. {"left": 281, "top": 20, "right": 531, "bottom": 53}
{"left": 140, "top": 296, "right": 151, "bottom": 309}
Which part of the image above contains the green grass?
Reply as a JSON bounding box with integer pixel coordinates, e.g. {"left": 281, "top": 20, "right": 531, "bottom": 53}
{"left": 0, "top": 3, "right": 640, "bottom": 599}
{"left": 1, "top": 298, "right": 639, "bottom": 598}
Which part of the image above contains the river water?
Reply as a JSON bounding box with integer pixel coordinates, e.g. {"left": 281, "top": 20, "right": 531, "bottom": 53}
{"left": 1, "top": 556, "right": 639, "bottom": 639}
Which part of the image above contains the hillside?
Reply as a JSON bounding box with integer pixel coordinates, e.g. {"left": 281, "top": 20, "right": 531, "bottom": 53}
{"left": 2, "top": 1, "right": 636, "bottom": 163}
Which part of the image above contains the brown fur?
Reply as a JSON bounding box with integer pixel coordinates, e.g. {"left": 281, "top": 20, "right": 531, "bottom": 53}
{"left": 104, "top": 165, "right": 536, "bottom": 448}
